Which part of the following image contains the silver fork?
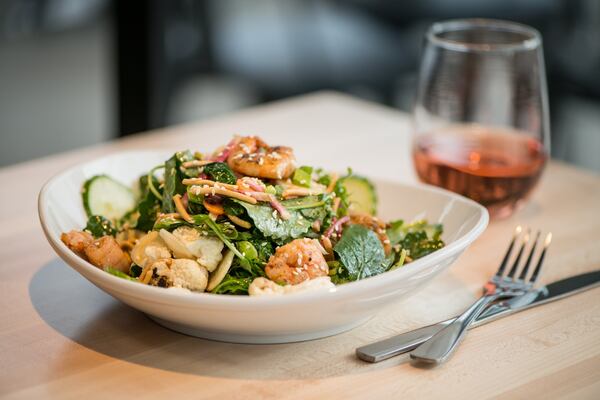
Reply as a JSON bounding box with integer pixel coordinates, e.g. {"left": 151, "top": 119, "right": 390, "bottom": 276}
{"left": 410, "top": 226, "right": 548, "bottom": 364}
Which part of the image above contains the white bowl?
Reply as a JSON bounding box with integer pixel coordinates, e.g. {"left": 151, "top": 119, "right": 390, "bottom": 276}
{"left": 38, "top": 151, "right": 488, "bottom": 344}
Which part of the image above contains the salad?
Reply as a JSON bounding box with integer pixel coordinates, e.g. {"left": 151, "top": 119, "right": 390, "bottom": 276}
{"left": 61, "top": 136, "right": 444, "bottom": 296}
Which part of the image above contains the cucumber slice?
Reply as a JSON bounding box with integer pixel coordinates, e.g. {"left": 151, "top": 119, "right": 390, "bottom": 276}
{"left": 341, "top": 176, "right": 377, "bottom": 215}
{"left": 82, "top": 175, "right": 136, "bottom": 220}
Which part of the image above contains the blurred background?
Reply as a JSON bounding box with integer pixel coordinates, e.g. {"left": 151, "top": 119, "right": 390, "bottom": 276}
{"left": 1, "top": 0, "right": 599, "bottom": 170}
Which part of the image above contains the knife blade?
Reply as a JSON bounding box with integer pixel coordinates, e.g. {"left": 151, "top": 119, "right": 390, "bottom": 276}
{"left": 356, "top": 270, "right": 600, "bottom": 363}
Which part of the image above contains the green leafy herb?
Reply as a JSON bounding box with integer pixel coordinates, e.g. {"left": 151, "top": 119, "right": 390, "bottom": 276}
{"left": 386, "top": 220, "right": 405, "bottom": 245}
{"left": 136, "top": 174, "right": 161, "bottom": 232}
{"left": 162, "top": 155, "right": 181, "bottom": 213}
{"left": 177, "top": 150, "right": 199, "bottom": 178}
{"left": 85, "top": 215, "right": 116, "bottom": 238}
{"left": 237, "top": 241, "right": 258, "bottom": 260}
{"left": 401, "top": 230, "right": 444, "bottom": 259}
{"left": 234, "top": 201, "right": 313, "bottom": 243}
{"left": 292, "top": 166, "right": 313, "bottom": 187}
{"left": 130, "top": 264, "right": 143, "bottom": 278}
{"left": 223, "top": 198, "right": 245, "bottom": 216}
{"left": 389, "top": 249, "right": 407, "bottom": 271}
{"left": 386, "top": 220, "right": 444, "bottom": 259}
{"left": 193, "top": 215, "right": 244, "bottom": 259}
{"left": 153, "top": 216, "right": 186, "bottom": 231}
{"left": 211, "top": 275, "right": 253, "bottom": 295}
{"left": 104, "top": 266, "right": 137, "bottom": 281}
{"left": 161, "top": 151, "right": 195, "bottom": 213}
{"left": 333, "top": 168, "right": 353, "bottom": 216}
{"left": 333, "top": 224, "right": 386, "bottom": 280}
{"left": 204, "top": 162, "right": 237, "bottom": 185}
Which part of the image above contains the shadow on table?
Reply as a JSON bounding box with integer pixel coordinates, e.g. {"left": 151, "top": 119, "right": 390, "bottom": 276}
{"left": 29, "top": 259, "right": 412, "bottom": 380}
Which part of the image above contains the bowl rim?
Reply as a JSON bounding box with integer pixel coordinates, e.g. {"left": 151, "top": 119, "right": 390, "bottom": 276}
{"left": 38, "top": 150, "right": 488, "bottom": 309}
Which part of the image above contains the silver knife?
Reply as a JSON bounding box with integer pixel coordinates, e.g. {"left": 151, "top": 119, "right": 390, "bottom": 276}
{"left": 356, "top": 270, "right": 600, "bottom": 363}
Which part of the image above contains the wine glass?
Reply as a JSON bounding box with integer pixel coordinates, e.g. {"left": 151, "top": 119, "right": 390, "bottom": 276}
{"left": 412, "top": 19, "right": 550, "bottom": 219}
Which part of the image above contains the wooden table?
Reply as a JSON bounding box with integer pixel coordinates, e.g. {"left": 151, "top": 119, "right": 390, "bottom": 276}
{"left": 2, "top": 92, "right": 600, "bottom": 399}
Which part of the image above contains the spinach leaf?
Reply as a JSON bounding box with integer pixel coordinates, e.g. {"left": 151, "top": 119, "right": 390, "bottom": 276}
{"left": 104, "top": 266, "right": 136, "bottom": 281}
{"left": 153, "top": 216, "right": 186, "bottom": 231}
{"left": 85, "top": 215, "right": 117, "bottom": 238}
{"left": 211, "top": 274, "right": 253, "bottom": 295}
{"left": 161, "top": 152, "right": 192, "bottom": 213}
{"left": 282, "top": 194, "right": 331, "bottom": 221}
{"left": 234, "top": 200, "right": 313, "bottom": 243}
{"left": 386, "top": 219, "right": 444, "bottom": 259}
{"left": 204, "top": 162, "right": 237, "bottom": 185}
{"left": 386, "top": 219, "right": 405, "bottom": 245}
{"left": 333, "top": 168, "right": 353, "bottom": 216}
{"left": 162, "top": 154, "right": 180, "bottom": 213}
{"left": 177, "top": 150, "right": 200, "bottom": 178}
{"left": 130, "top": 264, "right": 143, "bottom": 278}
{"left": 333, "top": 224, "right": 386, "bottom": 280}
{"left": 401, "top": 231, "right": 444, "bottom": 259}
{"left": 193, "top": 214, "right": 244, "bottom": 259}
{"left": 223, "top": 198, "right": 245, "bottom": 216}
{"left": 135, "top": 174, "right": 161, "bottom": 232}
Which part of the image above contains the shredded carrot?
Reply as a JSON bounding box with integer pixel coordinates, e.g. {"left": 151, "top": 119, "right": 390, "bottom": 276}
{"left": 203, "top": 200, "right": 225, "bottom": 216}
{"left": 332, "top": 197, "right": 341, "bottom": 213}
{"left": 326, "top": 173, "right": 338, "bottom": 193}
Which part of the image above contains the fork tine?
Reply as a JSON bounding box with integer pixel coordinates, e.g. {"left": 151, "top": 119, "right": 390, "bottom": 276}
{"left": 506, "top": 228, "right": 531, "bottom": 279}
{"left": 519, "top": 231, "right": 541, "bottom": 281}
{"left": 496, "top": 226, "right": 522, "bottom": 277}
{"left": 529, "top": 233, "right": 552, "bottom": 284}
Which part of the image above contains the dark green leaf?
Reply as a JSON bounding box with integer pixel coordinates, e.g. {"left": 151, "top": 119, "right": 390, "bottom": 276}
{"left": 386, "top": 219, "right": 405, "bottom": 245}
{"left": 130, "top": 264, "right": 143, "bottom": 278}
{"left": 85, "top": 215, "right": 116, "bottom": 238}
{"left": 177, "top": 150, "right": 199, "bottom": 178}
{"left": 223, "top": 198, "right": 245, "bottom": 216}
{"left": 333, "top": 224, "right": 386, "bottom": 281}
{"left": 211, "top": 274, "right": 253, "bottom": 295}
{"left": 153, "top": 216, "right": 186, "bottom": 231}
{"left": 234, "top": 200, "right": 313, "bottom": 243}
{"left": 162, "top": 155, "right": 180, "bottom": 213}
{"left": 204, "top": 162, "right": 237, "bottom": 185}
{"left": 104, "top": 266, "right": 136, "bottom": 281}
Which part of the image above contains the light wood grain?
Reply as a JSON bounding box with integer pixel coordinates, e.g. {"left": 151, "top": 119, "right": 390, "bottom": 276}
{"left": 1, "top": 91, "right": 599, "bottom": 399}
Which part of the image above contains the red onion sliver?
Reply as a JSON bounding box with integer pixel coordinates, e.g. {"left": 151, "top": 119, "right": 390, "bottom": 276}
{"left": 324, "top": 216, "right": 350, "bottom": 238}
{"left": 270, "top": 199, "right": 290, "bottom": 220}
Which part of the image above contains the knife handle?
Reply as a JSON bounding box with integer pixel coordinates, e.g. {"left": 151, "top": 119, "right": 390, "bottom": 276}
{"left": 355, "top": 318, "right": 455, "bottom": 362}
{"left": 409, "top": 294, "right": 496, "bottom": 364}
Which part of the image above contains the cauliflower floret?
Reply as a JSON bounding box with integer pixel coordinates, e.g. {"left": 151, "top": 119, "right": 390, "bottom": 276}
{"left": 144, "top": 244, "right": 171, "bottom": 263}
{"left": 248, "top": 276, "right": 335, "bottom": 296}
{"left": 172, "top": 226, "right": 224, "bottom": 271}
{"left": 140, "top": 258, "right": 208, "bottom": 292}
{"left": 170, "top": 259, "right": 208, "bottom": 291}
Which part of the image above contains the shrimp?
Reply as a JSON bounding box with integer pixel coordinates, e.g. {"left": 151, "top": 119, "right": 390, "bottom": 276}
{"left": 84, "top": 236, "right": 131, "bottom": 272}
{"left": 265, "top": 238, "right": 328, "bottom": 285}
{"left": 349, "top": 213, "right": 392, "bottom": 255}
{"left": 61, "top": 230, "right": 93, "bottom": 256}
{"left": 227, "top": 136, "right": 296, "bottom": 180}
